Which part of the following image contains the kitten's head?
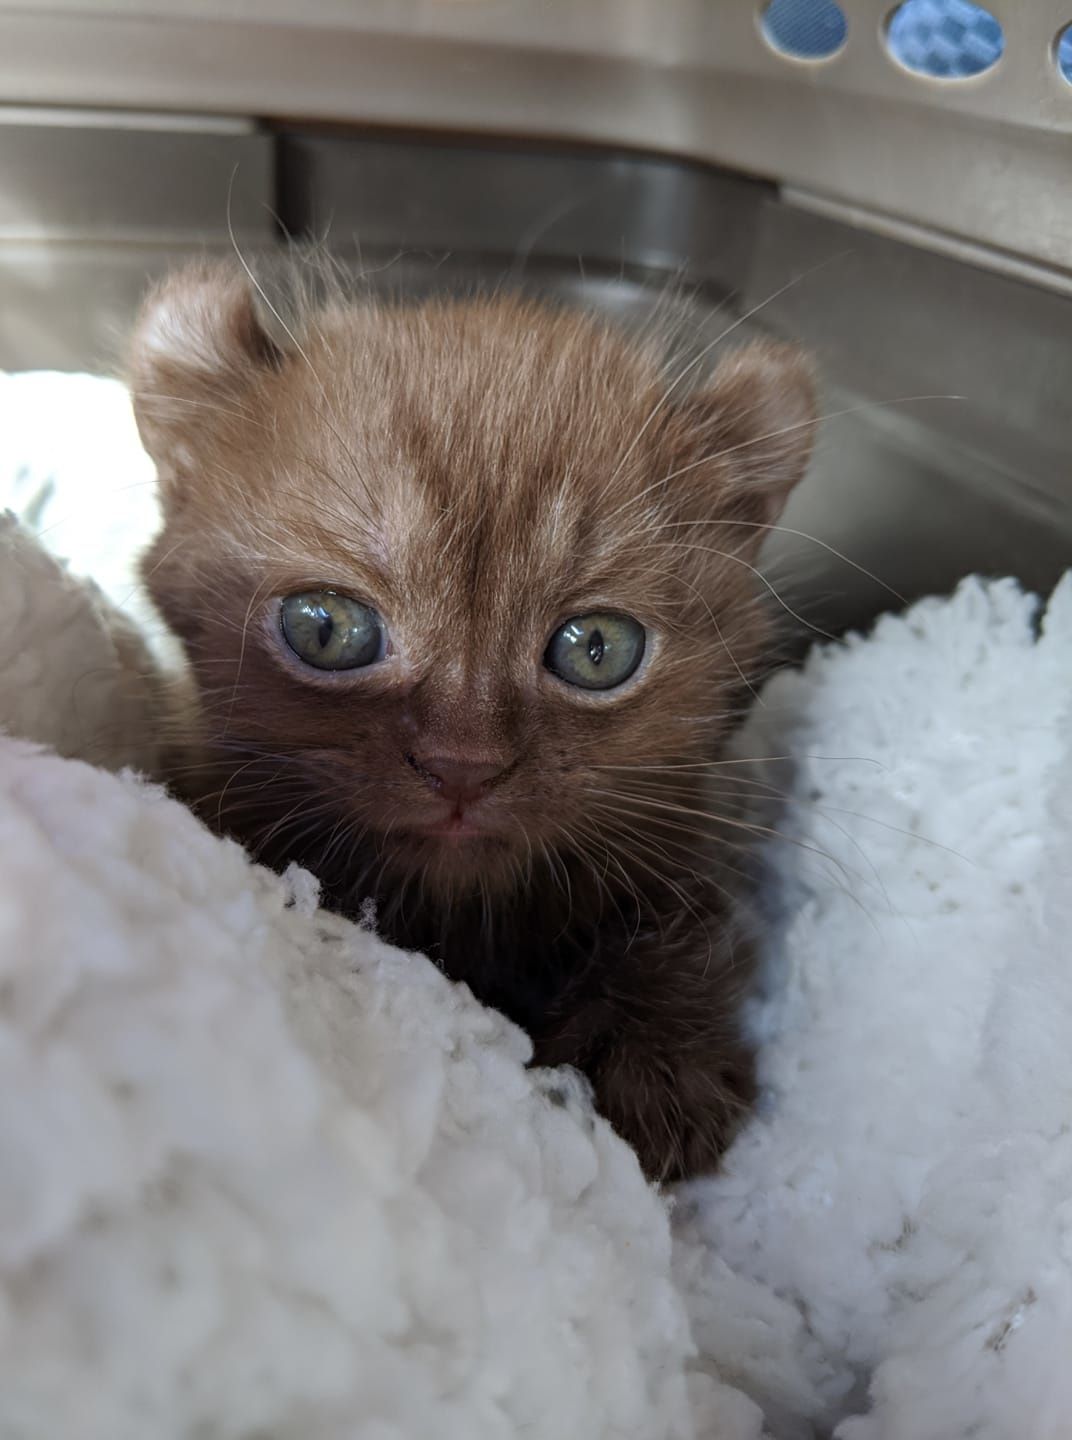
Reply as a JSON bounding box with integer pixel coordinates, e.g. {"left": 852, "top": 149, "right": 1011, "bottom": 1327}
{"left": 132, "top": 263, "right": 815, "bottom": 901}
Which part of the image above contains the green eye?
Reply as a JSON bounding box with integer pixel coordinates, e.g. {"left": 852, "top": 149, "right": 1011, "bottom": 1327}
{"left": 544, "top": 612, "right": 646, "bottom": 691}
{"left": 280, "top": 591, "right": 385, "bottom": 671}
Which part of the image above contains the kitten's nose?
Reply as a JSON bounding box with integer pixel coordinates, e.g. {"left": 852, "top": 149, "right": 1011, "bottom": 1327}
{"left": 406, "top": 753, "right": 510, "bottom": 804}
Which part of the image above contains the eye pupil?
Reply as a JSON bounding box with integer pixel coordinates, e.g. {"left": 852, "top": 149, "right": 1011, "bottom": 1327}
{"left": 544, "top": 612, "right": 645, "bottom": 692}
{"left": 280, "top": 591, "right": 385, "bottom": 671}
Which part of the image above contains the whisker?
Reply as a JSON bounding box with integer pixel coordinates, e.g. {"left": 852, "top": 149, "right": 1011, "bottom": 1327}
{"left": 654, "top": 517, "right": 905, "bottom": 604}
{"left": 605, "top": 254, "right": 851, "bottom": 490}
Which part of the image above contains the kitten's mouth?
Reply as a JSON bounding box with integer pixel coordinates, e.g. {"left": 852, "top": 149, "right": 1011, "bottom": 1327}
{"left": 395, "top": 806, "right": 509, "bottom": 847}
{"left": 409, "top": 816, "right": 495, "bottom": 842}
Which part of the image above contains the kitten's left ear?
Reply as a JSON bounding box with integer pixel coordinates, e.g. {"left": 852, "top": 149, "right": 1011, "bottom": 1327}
{"left": 666, "top": 341, "right": 817, "bottom": 526}
{"left": 127, "top": 262, "right": 284, "bottom": 498}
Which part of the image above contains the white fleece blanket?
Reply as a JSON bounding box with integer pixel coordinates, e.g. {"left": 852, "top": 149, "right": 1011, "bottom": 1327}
{"left": 2, "top": 372, "right": 1071, "bottom": 1440}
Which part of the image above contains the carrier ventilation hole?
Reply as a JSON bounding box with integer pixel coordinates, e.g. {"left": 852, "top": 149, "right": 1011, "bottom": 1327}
{"left": 760, "top": 0, "right": 848, "bottom": 61}
{"left": 1057, "top": 24, "right": 1072, "bottom": 84}
{"left": 886, "top": 0, "right": 1004, "bottom": 79}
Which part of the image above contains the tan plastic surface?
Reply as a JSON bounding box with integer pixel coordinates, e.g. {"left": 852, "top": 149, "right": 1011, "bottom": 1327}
{"left": 0, "top": 1, "right": 1069, "bottom": 271}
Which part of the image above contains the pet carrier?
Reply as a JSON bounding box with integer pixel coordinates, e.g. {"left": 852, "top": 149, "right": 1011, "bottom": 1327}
{"left": 0, "top": 0, "right": 1069, "bottom": 633}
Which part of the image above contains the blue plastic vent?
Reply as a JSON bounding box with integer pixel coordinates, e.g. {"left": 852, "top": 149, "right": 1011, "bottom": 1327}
{"left": 761, "top": 0, "right": 848, "bottom": 61}
{"left": 886, "top": 0, "right": 1004, "bottom": 79}
{"left": 1057, "top": 24, "right": 1072, "bottom": 84}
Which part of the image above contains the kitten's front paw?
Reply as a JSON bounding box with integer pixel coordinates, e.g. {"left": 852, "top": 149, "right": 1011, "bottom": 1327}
{"left": 588, "top": 1040, "right": 755, "bottom": 1184}
{"left": 533, "top": 1015, "right": 754, "bottom": 1183}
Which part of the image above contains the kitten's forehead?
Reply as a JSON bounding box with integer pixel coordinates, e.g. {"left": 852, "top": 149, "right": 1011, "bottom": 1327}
{"left": 326, "top": 298, "right": 654, "bottom": 453}
{"left": 286, "top": 299, "right": 673, "bottom": 617}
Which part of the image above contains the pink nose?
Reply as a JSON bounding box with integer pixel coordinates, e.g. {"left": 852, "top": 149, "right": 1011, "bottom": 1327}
{"left": 406, "top": 753, "right": 510, "bottom": 804}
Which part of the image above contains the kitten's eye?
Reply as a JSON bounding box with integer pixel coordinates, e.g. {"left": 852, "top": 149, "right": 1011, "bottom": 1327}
{"left": 279, "top": 591, "right": 385, "bottom": 671}
{"left": 544, "top": 612, "right": 646, "bottom": 692}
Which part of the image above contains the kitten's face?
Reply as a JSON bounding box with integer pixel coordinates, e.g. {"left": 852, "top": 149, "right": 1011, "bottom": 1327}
{"left": 133, "top": 267, "right": 814, "bottom": 900}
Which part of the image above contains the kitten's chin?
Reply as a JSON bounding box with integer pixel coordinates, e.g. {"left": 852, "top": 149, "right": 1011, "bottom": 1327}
{"left": 384, "top": 826, "right": 520, "bottom": 897}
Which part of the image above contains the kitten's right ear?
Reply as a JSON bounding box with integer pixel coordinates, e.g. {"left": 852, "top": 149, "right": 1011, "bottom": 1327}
{"left": 128, "top": 262, "right": 283, "bottom": 488}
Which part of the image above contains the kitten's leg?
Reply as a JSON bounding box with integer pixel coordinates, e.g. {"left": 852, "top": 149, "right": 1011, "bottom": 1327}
{"left": 531, "top": 928, "right": 756, "bottom": 1184}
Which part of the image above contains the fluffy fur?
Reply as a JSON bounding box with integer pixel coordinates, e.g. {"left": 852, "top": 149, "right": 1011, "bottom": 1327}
{"left": 129, "top": 265, "right": 817, "bottom": 1181}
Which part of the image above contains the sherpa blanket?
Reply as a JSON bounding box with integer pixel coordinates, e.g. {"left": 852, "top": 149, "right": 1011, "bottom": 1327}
{"left": 2, "top": 371, "right": 1071, "bottom": 1440}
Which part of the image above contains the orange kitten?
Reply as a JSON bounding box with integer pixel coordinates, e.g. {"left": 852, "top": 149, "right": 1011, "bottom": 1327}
{"left": 131, "top": 264, "right": 815, "bottom": 1181}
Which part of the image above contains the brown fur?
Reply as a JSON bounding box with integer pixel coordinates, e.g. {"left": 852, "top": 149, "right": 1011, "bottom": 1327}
{"left": 130, "top": 263, "right": 816, "bottom": 1183}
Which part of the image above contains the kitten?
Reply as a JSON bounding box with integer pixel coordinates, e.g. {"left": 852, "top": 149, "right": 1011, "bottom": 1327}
{"left": 131, "top": 263, "right": 815, "bottom": 1182}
